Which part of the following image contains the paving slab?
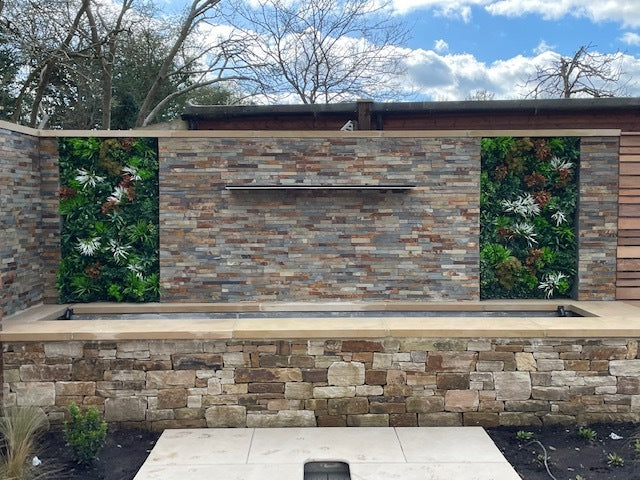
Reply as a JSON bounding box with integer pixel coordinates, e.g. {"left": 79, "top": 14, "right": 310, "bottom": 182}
{"left": 249, "top": 427, "right": 405, "bottom": 463}
{"left": 134, "top": 427, "right": 521, "bottom": 480}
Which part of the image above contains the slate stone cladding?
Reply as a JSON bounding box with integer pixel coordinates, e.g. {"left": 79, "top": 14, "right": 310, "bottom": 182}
{"left": 4, "top": 338, "right": 640, "bottom": 429}
{"left": 0, "top": 129, "right": 52, "bottom": 318}
{"left": 578, "top": 136, "right": 619, "bottom": 300}
{"left": 159, "top": 137, "right": 481, "bottom": 301}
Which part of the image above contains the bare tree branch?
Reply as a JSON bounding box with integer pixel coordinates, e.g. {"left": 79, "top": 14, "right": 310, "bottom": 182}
{"left": 524, "top": 43, "right": 628, "bottom": 99}
{"left": 233, "top": 0, "right": 408, "bottom": 104}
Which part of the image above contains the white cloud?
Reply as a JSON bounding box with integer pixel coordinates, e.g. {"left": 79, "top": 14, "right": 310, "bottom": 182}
{"left": 391, "top": 0, "right": 640, "bottom": 28}
{"left": 533, "top": 40, "right": 555, "bottom": 55}
{"left": 621, "top": 32, "right": 640, "bottom": 46}
{"left": 391, "top": 0, "right": 488, "bottom": 20}
{"left": 398, "top": 46, "right": 640, "bottom": 101}
{"left": 434, "top": 39, "right": 449, "bottom": 53}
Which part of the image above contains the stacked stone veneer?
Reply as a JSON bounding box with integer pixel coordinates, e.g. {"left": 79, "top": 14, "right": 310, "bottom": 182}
{"left": 4, "top": 337, "right": 640, "bottom": 428}
{"left": 578, "top": 136, "right": 619, "bottom": 300}
{"left": 159, "top": 136, "right": 481, "bottom": 301}
{"left": 0, "top": 128, "right": 59, "bottom": 318}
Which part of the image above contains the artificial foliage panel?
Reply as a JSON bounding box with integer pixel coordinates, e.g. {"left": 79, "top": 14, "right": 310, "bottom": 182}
{"left": 480, "top": 137, "right": 579, "bottom": 299}
{"left": 57, "top": 137, "right": 159, "bottom": 302}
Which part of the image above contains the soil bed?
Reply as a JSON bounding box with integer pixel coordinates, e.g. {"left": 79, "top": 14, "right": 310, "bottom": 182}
{"left": 488, "top": 423, "right": 640, "bottom": 480}
{"left": 32, "top": 423, "right": 640, "bottom": 479}
{"left": 39, "top": 428, "right": 160, "bottom": 480}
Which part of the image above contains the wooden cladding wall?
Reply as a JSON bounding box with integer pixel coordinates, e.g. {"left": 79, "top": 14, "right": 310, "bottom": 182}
{"left": 618, "top": 134, "right": 640, "bottom": 301}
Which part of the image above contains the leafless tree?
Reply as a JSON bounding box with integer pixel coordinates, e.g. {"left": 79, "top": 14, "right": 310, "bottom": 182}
{"left": 135, "top": 0, "right": 253, "bottom": 127}
{"left": 83, "top": 0, "right": 135, "bottom": 129}
{"left": 465, "top": 89, "right": 496, "bottom": 101}
{"left": 233, "top": 0, "right": 408, "bottom": 104}
{"left": 524, "top": 43, "right": 628, "bottom": 99}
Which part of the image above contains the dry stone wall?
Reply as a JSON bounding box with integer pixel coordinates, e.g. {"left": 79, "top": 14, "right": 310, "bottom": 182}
{"left": 4, "top": 337, "right": 640, "bottom": 429}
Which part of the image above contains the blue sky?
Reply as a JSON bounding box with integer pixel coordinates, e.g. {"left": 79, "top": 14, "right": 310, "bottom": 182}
{"left": 171, "top": 0, "right": 640, "bottom": 101}
{"left": 391, "top": 0, "right": 640, "bottom": 100}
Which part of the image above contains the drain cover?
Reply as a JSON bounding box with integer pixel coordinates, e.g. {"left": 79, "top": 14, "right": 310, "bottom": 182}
{"left": 304, "top": 461, "right": 351, "bottom": 480}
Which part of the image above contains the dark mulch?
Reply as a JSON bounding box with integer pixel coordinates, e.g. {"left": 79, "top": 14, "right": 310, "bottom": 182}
{"left": 32, "top": 423, "right": 640, "bottom": 480}
{"left": 488, "top": 423, "right": 640, "bottom": 480}
{"left": 37, "top": 428, "right": 160, "bottom": 480}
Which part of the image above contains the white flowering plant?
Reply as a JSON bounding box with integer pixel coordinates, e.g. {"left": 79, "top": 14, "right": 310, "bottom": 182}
{"left": 481, "top": 137, "right": 579, "bottom": 299}
{"left": 57, "top": 137, "right": 159, "bottom": 302}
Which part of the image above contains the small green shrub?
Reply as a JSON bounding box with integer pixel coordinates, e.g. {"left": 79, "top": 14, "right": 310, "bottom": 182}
{"left": 634, "top": 438, "right": 640, "bottom": 454}
{"left": 63, "top": 403, "right": 107, "bottom": 465}
{"left": 578, "top": 427, "right": 597, "bottom": 442}
{"left": 606, "top": 452, "right": 624, "bottom": 467}
{"left": 516, "top": 430, "right": 534, "bottom": 441}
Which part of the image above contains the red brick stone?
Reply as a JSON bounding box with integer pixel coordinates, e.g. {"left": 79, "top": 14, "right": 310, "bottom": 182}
{"left": 317, "top": 415, "right": 347, "bottom": 426}
{"left": 235, "top": 368, "right": 302, "bottom": 383}
{"left": 248, "top": 383, "right": 285, "bottom": 394}
{"left": 341, "top": 341, "right": 384, "bottom": 352}
{"left": 302, "top": 369, "right": 327, "bottom": 383}
{"left": 365, "top": 370, "right": 387, "bottom": 385}
{"left": 390, "top": 413, "right": 418, "bottom": 426}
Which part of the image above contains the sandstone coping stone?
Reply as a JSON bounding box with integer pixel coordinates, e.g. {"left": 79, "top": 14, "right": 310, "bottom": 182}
{"left": 15, "top": 382, "right": 55, "bottom": 406}
{"left": 494, "top": 371, "right": 532, "bottom": 400}
{"left": 284, "top": 382, "right": 313, "bottom": 400}
{"left": 313, "top": 386, "right": 356, "bottom": 398}
{"left": 610, "top": 360, "right": 640, "bottom": 376}
{"left": 146, "top": 370, "right": 195, "bottom": 389}
{"left": 246, "top": 410, "right": 316, "bottom": 427}
{"left": 406, "top": 396, "right": 444, "bottom": 413}
{"left": 346, "top": 414, "right": 389, "bottom": 427}
{"left": 205, "top": 405, "right": 247, "bottom": 427}
{"left": 327, "top": 361, "right": 365, "bottom": 386}
{"left": 445, "top": 390, "right": 479, "bottom": 412}
{"left": 104, "top": 397, "right": 146, "bottom": 422}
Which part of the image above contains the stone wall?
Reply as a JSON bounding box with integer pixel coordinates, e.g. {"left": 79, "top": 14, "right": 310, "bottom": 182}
{"left": 159, "top": 136, "right": 480, "bottom": 301}
{"left": 4, "top": 337, "right": 640, "bottom": 429}
{"left": 578, "top": 136, "right": 619, "bottom": 300}
{"left": 0, "top": 128, "right": 60, "bottom": 319}
{"left": 0, "top": 127, "right": 44, "bottom": 318}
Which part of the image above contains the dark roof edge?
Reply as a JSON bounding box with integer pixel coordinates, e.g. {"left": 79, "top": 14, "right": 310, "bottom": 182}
{"left": 182, "top": 98, "right": 640, "bottom": 120}
{"left": 182, "top": 102, "right": 359, "bottom": 120}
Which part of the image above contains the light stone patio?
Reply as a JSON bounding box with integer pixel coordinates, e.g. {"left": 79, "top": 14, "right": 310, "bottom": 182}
{"left": 133, "top": 427, "right": 521, "bottom": 480}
